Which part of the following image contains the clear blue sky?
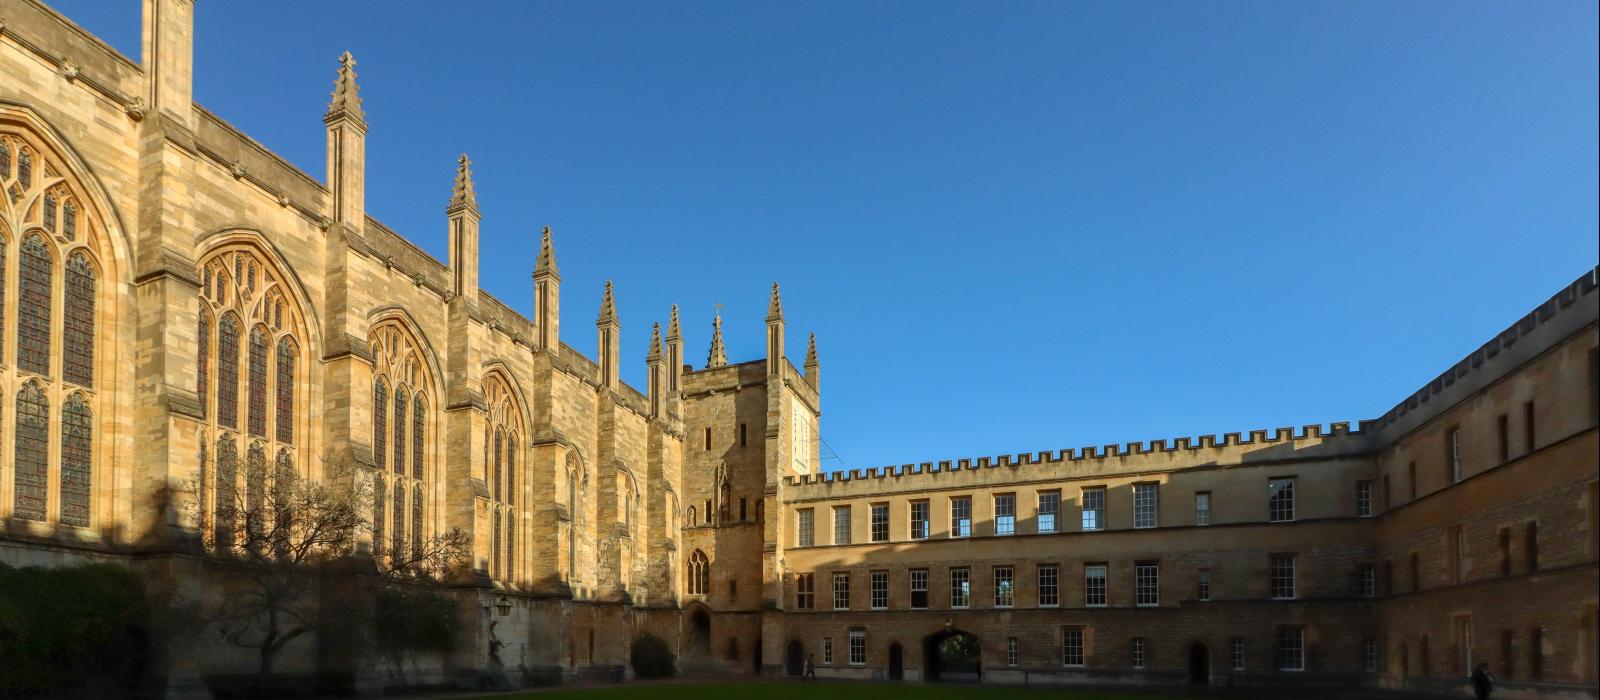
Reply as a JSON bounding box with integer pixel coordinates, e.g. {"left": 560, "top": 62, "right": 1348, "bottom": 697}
{"left": 55, "top": 1, "right": 1598, "bottom": 470}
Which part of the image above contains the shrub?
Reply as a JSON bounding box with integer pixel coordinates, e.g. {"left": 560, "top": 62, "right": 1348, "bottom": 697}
{"left": 630, "top": 632, "right": 676, "bottom": 679}
{"left": 0, "top": 562, "right": 151, "bottom": 697}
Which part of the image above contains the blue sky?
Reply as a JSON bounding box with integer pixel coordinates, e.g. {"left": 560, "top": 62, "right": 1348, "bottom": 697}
{"left": 54, "top": 1, "right": 1598, "bottom": 470}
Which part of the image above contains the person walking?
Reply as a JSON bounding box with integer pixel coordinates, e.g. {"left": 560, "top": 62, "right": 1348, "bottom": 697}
{"left": 803, "top": 653, "right": 817, "bottom": 681}
{"left": 1472, "top": 662, "right": 1496, "bottom": 700}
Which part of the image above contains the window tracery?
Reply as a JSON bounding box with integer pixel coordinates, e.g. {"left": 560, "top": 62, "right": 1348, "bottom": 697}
{"left": 366, "top": 323, "right": 436, "bottom": 568}
{"left": 482, "top": 373, "right": 525, "bottom": 585}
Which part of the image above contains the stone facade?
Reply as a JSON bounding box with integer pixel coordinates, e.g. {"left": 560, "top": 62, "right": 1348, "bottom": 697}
{"left": 0, "top": 1, "right": 1595, "bottom": 697}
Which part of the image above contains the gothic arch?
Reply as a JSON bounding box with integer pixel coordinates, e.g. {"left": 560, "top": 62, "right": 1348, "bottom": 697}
{"left": 365, "top": 318, "right": 440, "bottom": 564}
{"left": 193, "top": 229, "right": 322, "bottom": 353}
{"left": 366, "top": 306, "right": 444, "bottom": 397}
{"left": 482, "top": 368, "right": 528, "bottom": 586}
{"left": 0, "top": 107, "right": 131, "bottom": 530}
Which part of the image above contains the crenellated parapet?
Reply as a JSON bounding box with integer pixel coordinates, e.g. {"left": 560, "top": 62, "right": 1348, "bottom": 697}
{"left": 784, "top": 420, "right": 1370, "bottom": 494}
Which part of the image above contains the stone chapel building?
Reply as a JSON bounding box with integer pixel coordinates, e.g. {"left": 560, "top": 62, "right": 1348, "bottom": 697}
{"left": 0, "top": 1, "right": 1596, "bottom": 697}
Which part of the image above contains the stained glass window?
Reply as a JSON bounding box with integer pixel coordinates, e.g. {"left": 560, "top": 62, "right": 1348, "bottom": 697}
{"left": 197, "top": 312, "right": 210, "bottom": 417}
{"left": 13, "top": 382, "right": 49, "bottom": 521}
{"left": 275, "top": 449, "right": 293, "bottom": 498}
{"left": 505, "top": 432, "right": 516, "bottom": 506}
{"left": 18, "top": 150, "right": 31, "bottom": 188}
{"left": 493, "top": 428, "right": 504, "bottom": 502}
{"left": 506, "top": 511, "right": 515, "bottom": 581}
{"left": 61, "top": 202, "right": 76, "bottom": 240}
{"left": 60, "top": 393, "right": 92, "bottom": 527}
{"left": 247, "top": 327, "right": 268, "bottom": 437}
{"left": 246, "top": 444, "right": 266, "bottom": 541}
{"left": 275, "top": 338, "right": 294, "bottom": 443}
{"left": 373, "top": 379, "right": 388, "bottom": 471}
{"left": 64, "top": 252, "right": 95, "bottom": 388}
{"left": 18, "top": 235, "right": 53, "bottom": 375}
{"left": 393, "top": 387, "right": 407, "bottom": 475}
{"left": 392, "top": 478, "right": 405, "bottom": 557}
{"left": 198, "top": 441, "right": 209, "bottom": 533}
{"left": 411, "top": 396, "right": 425, "bottom": 480}
{"left": 411, "top": 484, "right": 423, "bottom": 561}
{"left": 1, "top": 236, "right": 8, "bottom": 341}
{"left": 217, "top": 315, "right": 240, "bottom": 428}
{"left": 491, "top": 508, "right": 502, "bottom": 580}
{"left": 215, "top": 437, "right": 238, "bottom": 550}
{"left": 0, "top": 141, "right": 9, "bottom": 174}
{"left": 43, "top": 193, "right": 56, "bottom": 231}
{"left": 373, "top": 473, "right": 386, "bottom": 558}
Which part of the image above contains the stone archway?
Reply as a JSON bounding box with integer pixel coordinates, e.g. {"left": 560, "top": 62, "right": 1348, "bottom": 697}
{"left": 888, "top": 642, "right": 904, "bottom": 680}
{"left": 1189, "top": 642, "right": 1210, "bottom": 685}
{"left": 785, "top": 639, "right": 804, "bottom": 676}
{"left": 923, "top": 629, "right": 980, "bottom": 683}
{"left": 685, "top": 608, "right": 711, "bottom": 662}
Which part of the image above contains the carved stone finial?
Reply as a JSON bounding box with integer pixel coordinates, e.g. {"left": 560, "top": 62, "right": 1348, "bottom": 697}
{"left": 707, "top": 311, "right": 728, "bottom": 368}
{"left": 327, "top": 51, "right": 365, "bottom": 122}
{"left": 804, "top": 332, "right": 818, "bottom": 368}
{"left": 648, "top": 323, "right": 663, "bottom": 362}
{"left": 666, "top": 304, "right": 681, "bottom": 342}
{"left": 597, "top": 281, "right": 618, "bottom": 326}
{"left": 450, "top": 154, "right": 477, "bottom": 210}
{"left": 766, "top": 282, "right": 784, "bottom": 322}
{"left": 535, "top": 225, "right": 559, "bottom": 277}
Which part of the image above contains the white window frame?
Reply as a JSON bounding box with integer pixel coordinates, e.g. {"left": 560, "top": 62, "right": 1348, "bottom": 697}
{"left": 1038, "top": 564, "right": 1060, "bottom": 607}
{"left": 1007, "top": 637, "right": 1019, "bottom": 667}
{"left": 1269, "top": 478, "right": 1296, "bottom": 522}
{"left": 1360, "top": 563, "right": 1376, "bottom": 598}
{"left": 1081, "top": 487, "right": 1106, "bottom": 531}
{"left": 848, "top": 629, "right": 866, "bottom": 666}
{"left": 1132, "top": 636, "right": 1145, "bottom": 669}
{"left": 1356, "top": 480, "right": 1373, "bottom": 517}
{"left": 1197, "top": 568, "right": 1211, "bottom": 601}
{"left": 1133, "top": 484, "right": 1158, "bottom": 528}
{"left": 1084, "top": 564, "right": 1107, "bottom": 607}
{"left": 950, "top": 567, "right": 970, "bottom": 608}
{"left": 833, "top": 572, "right": 850, "bottom": 610}
{"left": 796, "top": 508, "right": 814, "bottom": 547}
{"left": 909, "top": 568, "right": 929, "bottom": 609}
{"left": 993, "top": 566, "right": 1014, "bottom": 608}
{"left": 1449, "top": 427, "right": 1463, "bottom": 483}
{"left": 870, "top": 570, "right": 888, "bottom": 610}
{"left": 1038, "top": 490, "right": 1059, "bottom": 533}
{"left": 1135, "top": 562, "right": 1160, "bottom": 606}
{"left": 1063, "top": 627, "right": 1085, "bottom": 667}
{"left": 1195, "top": 491, "right": 1211, "bottom": 526}
{"left": 950, "top": 496, "right": 972, "bottom": 538}
{"left": 1231, "top": 637, "right": 1245, "bottom": 671}
{"left": 833, "top": 505, "right": 851, "bottom": 545}
{"left": 1271, "top": 554, "right": 1296, "bottom": 600}
{"left": 870, "top": 503, "right": 889, "bottom": 543}
{"left": 994, "top": 493, "right": 1015, "bottom": 536}
{"left": 910, "top": 500, "right": 929, "bottom": 540}
{"left": 1277, "top": 627, "right": 1305, "bottom": 671}
{"left": 823, "top": 636, "right": 833, "bottom": 665}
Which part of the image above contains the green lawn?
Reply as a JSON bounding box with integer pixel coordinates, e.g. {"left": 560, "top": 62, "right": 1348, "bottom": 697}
{"left": 496, "top": 683, "right": 1181, "bottom": 700}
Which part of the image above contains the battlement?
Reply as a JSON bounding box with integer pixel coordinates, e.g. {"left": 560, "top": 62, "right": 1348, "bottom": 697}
{"left": 786, "top": 420, "right": 1368, "bottom": 491}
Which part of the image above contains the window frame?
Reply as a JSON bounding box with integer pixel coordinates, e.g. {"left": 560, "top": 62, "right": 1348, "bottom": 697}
{"left": 1133, "top": 483, "right": 1158, "bottom": 529}
{"left": 1268, "top": 477, "right": 1296, "bottom": 523}
{"left": 1195, "top": 491, "right": 1211, "bottom": 526}
{"left": 993, "top": 566, "right": 1014, "bottom": 608}
{"left": 1135, "top": 562, "right": 1160, "bottom": 607}
{"left": 1081, "top": 487, "right": 1106, "bottom": 531}
{"left": 1084, "top": 564, "right": 1107, "bottom": 607}
{"left": 949, "top": 567, "right": 971, "bottom": 609}
{"left": 1037, "top": 490, "right": 1060, "bottom": 533}
{"left": 949, "top": 496, "right": 972, "bottom": 538}
{"left": 1270, "top": 554, "right": 1297, "bottom": 600}
{"left": 994, "top": 493, "right": 1015, "bottom": 536}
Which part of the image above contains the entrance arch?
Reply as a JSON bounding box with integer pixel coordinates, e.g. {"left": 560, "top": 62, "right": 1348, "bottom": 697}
{"left": 685, "top": 609, "right": 711, "bottom": 662}
{"left": 1189, "top": 643, "right": 1210, "bottom": 685}
{"left": 923, "top": 629, "right": 981, "bottom": 683}
{"left": 785, "top": 639, "right": 804, "bottom": 676}
{"left": 888, "top": 642, "right": 904, "bottom": 680}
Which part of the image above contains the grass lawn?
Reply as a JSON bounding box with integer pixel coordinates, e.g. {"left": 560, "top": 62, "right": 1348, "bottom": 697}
{"left": 495, "top": 683, "right": 1183, "bottom": 700}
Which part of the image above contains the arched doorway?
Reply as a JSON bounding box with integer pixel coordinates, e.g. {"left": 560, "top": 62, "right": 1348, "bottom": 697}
{"left": 888, "top": 642, "right": 904, "bottom": 680}
{"left": 1189, "top": 643, "right": 1210, "bottom": 685}
{"left": 686, "top": 609, "right": 711, "bottom": 662}
{"left": 785, "top": 640, "right": 804, "bottom": 676}
{"left": 924, "top": 629, "right": 981, "bottom": 683}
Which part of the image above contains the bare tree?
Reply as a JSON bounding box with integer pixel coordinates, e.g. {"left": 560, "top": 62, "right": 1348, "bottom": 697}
{"left": 189, "top": 452, "right": 468, "bottom": 694}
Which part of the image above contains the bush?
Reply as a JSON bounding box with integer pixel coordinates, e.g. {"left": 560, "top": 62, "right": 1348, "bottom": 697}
{"left": 630, "top": 632, "right": 676, "bottom": 679}
{"left": 0, "top": 562, "right": 151, "bottom": 697}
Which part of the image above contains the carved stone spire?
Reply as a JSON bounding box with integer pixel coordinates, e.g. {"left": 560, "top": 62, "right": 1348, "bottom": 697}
{"left": 450, "top": 154, "right": 477, "bottom": 211}
{"left": 326, "top": 51, "right": 365, "bottom": 123}
{"left": 597, "top": 281, "right": 618, "bottom": 326}
{"left": 804, "top": 333, "right": 818, "bottom": 368}
{"left": 804, "top": 332, "right": 820, "bottom": 390}
{"left": 766, "top": 282, "right": 784, "bottom": 322}
{"left": 535, "top": 225, "right": 559, "bottom": 278}
{"left": 707, "top": 312, "right": 728, "bottom": 368}
{"left": 666, "top": 304, "right": 681, "bottom": 342}
{"left": 648, "top": 322, "right": 663, "bottom": 362}
{"left": 665, "top": 304, "right": 683, "bottom": 392}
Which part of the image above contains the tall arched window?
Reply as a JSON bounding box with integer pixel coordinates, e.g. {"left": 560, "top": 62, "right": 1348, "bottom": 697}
{"left": 59, "top": 392, "right": 92, "bottom": 527}
{"left": 566, "top": 468, "right": 577, "bottom": 582}
{"left": 247, "top": 327, "right": 268, "bottom": 437}
{"left": 215, "top": 436, "right": 238, "bottom": 550}
{"left": 481, "top": 372, "right": 525, "bottom": 585}
{"left": 373, "top": 378, "right": 388, "bottom": 472}
{"left": 1, "top": 236, "right": 8, "bottom": 340}
{"left": 13, "top": 381, "right": 49, "bottom": 521}
{"left": 275, "top": 338, "right": 294, "bottom": 443}
{"left": 392, "top": 387, "right": 408, "bottom": 475}
{"left": 688, "top": 550, "right": 709, "bottom": 595}
{"left": 217, "top": 315, "right": 240, "bottom": 429}
{"left": 195, "top": 248, "right": 303, "bottom": 547}
{"left": 491, "top": 508, "right": 502, "bottom": 580}
{"left": 198, "top": 440, "right": 209, "bottom": 533}
{"left": 366, "top": 323, "right": 436, "bottom": 569}
{"left": 493, "top": 427, "right": 504, "bottom": 502}
{"left": 17, "top": 234, "right": 52, "bottom": 375}
{"left": 62, "top": 253, "right": 94, "bottom": 388}
{"left": 373, "top": 472, "right": 386, "bottom": 558}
